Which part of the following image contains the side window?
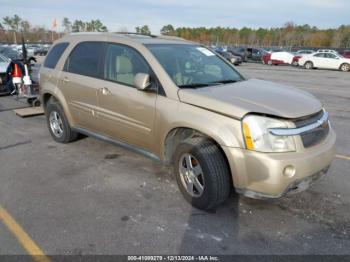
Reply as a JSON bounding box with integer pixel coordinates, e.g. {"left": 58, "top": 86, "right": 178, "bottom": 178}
{"left": 104, "top": 44, "right": 150, "bottom": 86}
{"left": 43, "top": 42, "right": 69, "bottom": 69}
{"left": 327, "top": 53, "right": 337, "bottom": 59}
{"left": 314, "top": 53, "right": 324, "bottom": 58}
{"left": 64, "top": 42, "right": 105, "bottom": 78}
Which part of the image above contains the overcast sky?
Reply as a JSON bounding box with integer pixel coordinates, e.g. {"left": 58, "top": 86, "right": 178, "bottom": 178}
{"left": 1, "top": 0, "right": 349, "bottom": 33}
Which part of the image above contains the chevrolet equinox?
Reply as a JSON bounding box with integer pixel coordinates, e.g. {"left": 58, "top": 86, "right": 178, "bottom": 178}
{"left": 39, "top": 33, "right": 336, "bottom": 210}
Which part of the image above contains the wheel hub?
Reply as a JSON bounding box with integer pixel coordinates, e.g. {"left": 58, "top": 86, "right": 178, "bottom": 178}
{"left": 49, "top": 111, "right": 64, "bottom": 138}
{"left": 179, "top": 153, "right": 205, "bottom": 198}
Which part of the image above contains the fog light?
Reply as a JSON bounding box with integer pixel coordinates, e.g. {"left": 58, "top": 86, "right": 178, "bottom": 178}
{"left": 283, "top": 165, "right": 296, "bottom": 178}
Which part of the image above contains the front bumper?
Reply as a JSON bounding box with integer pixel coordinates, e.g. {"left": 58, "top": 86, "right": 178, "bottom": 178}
{"left": 222, "top": 129, "right": 336, "bottom": 198}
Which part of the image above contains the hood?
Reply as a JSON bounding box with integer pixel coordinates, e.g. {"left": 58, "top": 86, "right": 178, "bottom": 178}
{"left": 178, "top": 79, "right": 322, "bottom": 119}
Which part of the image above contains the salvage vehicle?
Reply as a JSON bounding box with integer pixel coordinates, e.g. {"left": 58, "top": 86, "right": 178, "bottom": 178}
{"left": 0, "top": 54, "right": 11, "bottom": 95}
{"left": 228, "top": 47, "right": 247, "bottom": 62}
{"left": 299, "top": 52, "right": 350, "bottom": 72}
{"left": 215, "top": 50, "right": 242, "bottom": 65}
{"left": 0, "top": 46, "right": 22, "bottom": 61}
{"left": 40, "top": 33, "right": 336, "bottom": 210}
{"left": 246, "top": 48, "right": 267, "bottom": 62}
{"left": 262, "top": 51, "right": 295, "bottom": 65}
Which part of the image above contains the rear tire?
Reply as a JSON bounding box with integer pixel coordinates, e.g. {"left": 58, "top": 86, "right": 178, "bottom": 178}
{"left": 174, "top": 137, "right": 231, "bottom": 210}
{"left": 304, "top": 61, "right": 313, "bottom": 69}
{"left": 45, "top": 98, "right": 78, "bottom": 143}
{"left": 340, "top": 63, "right": 350, "bottom": 72}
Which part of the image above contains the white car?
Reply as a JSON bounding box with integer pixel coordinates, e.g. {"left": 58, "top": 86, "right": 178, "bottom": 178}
{"left": 316, "top": 49, "right": 339, "bottom": 55}
{"left": 298, "top": 52, "right": 350, "bottom": 72}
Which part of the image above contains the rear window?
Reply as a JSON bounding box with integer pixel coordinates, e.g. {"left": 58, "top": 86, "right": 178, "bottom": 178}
{"left": 64, "top": 42, "right": 105, "bottom": 78}
{"left": 44, "top": 42, "right": 69, "bottom": 69}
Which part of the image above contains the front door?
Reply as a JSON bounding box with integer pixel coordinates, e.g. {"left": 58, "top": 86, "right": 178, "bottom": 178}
{"left": 96, "top": 43, "right": 157, "bottom": 152}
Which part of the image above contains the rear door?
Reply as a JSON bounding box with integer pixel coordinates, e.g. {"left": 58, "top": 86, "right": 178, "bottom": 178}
{"left": 40, "top": 42, "right": 69, "bottom": 95}
{"left": 96, "top": 43, "right": 157, "bottom": 152}
{"left": 58, "top": 41, "right": 106, "bottom": 131}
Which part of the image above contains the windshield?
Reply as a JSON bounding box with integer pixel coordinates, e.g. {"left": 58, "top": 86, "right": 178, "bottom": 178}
{"left": 146, "top": 44, "right": 243, "bottom": 88}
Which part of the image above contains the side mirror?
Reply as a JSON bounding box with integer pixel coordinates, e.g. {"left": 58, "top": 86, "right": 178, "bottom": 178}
{"left": 134, "top": 73, "right": 151, "bottom": 91}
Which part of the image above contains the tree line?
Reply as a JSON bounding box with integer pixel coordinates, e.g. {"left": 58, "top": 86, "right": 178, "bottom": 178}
{"left": 1, "top": 15, "right": 349, "bottom": 49}
{"left": 158, "top": 23, "right": 350, "bottom": 48}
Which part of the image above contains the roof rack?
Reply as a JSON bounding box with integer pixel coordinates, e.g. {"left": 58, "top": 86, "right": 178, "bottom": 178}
{"left": 114, "top": 32, "right": 187, "bottom": 41}
{"left": 114, "top": 32, "right": 157, "bottom": 38}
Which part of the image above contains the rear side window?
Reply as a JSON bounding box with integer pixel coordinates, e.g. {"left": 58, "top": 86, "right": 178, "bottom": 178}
{"left": 64, "top": 42, "right": 105, "bottom": 78}
{"left": 44, "top": 42, "right": 69, "bottom": 69}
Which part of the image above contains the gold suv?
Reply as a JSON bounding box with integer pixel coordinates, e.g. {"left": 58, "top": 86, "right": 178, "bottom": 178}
{"left": 39, "top": 33, "right": 336, "bottom": 210}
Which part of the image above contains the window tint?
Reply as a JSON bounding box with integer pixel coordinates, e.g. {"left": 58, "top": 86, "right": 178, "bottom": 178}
{"left": 44, "top": 42, "right": 69, "bottom": 69}
{"left": 314, "top": 53, "right": 324, "bottom": 57}
{"left": 104, "top": 44, "right": 150, "bottom": 86}
{"left": 65, "top": 42, "right": 105, "bottom": 78}
{"left": 325, "top": 53, "right": 337, "bottom": 59}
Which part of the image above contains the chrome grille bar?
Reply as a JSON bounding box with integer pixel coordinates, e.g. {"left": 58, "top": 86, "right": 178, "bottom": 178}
{"left": 269, "top": 111, "right": 329, "bottom": 136}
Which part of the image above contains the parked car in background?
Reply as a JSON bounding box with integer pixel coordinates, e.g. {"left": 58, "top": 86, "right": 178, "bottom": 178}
{"left": 0, "top": 46, "right": 22, "bottom": 60}
{"left": 215, "top": 50, "right": 242, "bottom": 65}
{"left": 339, "top": 50, "right": 350, "bottom": 59}
{"left": 316, "top": 49, "right": 339, "bottom": 55}
{"left": 40, "top": 33, "right": 335, "bottom": 210}
{"left": 295, "top": 50, "right": 314, "bottom": 55}
{"left": 246, "top": 48, "right": 268, "bottom": 62}
{"left": 0, "top": 54, "right": 11, "bottom": 95}
{"left": 228, "top": 47, "right": 247, "bottom": 62}
{"left": 34, "top": 46, "right": 50, "bottom": 56}
{"left": 262, "top": 51, "right": 295, "bottom": 65}
{"left": 299, "top": 52, "right": 350, "bottom": 71}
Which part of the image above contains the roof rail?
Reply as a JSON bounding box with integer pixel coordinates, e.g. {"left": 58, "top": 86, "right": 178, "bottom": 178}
{"left": 156, "top": 35, "right": 186, "bottom": 41}
{"left": 114, "top": 32, "right": 157, "bottom": 38}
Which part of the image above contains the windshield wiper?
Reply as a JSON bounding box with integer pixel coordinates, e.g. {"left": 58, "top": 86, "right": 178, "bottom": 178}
{"left": 178, "top": 83, "right": 213, "bottom": 89}
{"left": 209, "top": 79, "right": 240, "bottom": 85}
{"left": 178, "top": 79, "right": 240, "bottom": 89}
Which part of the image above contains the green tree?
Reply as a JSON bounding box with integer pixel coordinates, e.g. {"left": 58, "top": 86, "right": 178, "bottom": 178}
{"left": 62, "top": 17, "right": 72, "bottom": 32}
{"left": 160, "top": 24, "right": 175, "bottom": 35}
{"left": 3, "top": 16, "right": 15, "bottom": 30}
{"left": 72, "top": 20, "right": 85, "bottom": 32}
{"left": 135, "top": 25, "right": 151, "bottom": 35}
{"left": 20, "top": 20, "right": 30, "bottom": 32}
{"left": 12, "top": 14, "right": 21, "bottom": 31}
{"left": 86, "top": 19, "right": 107, "bottom": 32}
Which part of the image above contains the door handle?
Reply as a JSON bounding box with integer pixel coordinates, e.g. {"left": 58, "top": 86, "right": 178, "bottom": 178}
{"left": 99, "top": 87, "right": 111, "bottom": 95}
{"left": 63, "top": 77, "right": 70, "bottom": 83}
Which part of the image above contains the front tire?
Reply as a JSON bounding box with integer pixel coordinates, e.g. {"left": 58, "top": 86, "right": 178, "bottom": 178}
{"left": 45, "top": 98, "right": 78, "bottom": 143}
{"left": 174, "top": 138, "right": 231, "bottom": 210}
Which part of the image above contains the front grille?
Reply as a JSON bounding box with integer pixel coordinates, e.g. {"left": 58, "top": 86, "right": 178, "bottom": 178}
{"left": 293, "top": 110, "right": 329, "bottom": 148}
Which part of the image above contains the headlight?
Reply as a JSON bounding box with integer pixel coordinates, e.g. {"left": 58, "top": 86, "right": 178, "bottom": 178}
{"left": 230, "top": 58, "right": 236, "bottom": 63}
{"left": 242, "top": 115, "right": 296, "bottom": 152}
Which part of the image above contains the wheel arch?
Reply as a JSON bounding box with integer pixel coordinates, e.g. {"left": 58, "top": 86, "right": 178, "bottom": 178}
{"left": 41, "top": 90, "right": 75, "bottom": 126}
{"left": 304, "top": 60, "right": 313, "bottom": 66}
{"left": 162, "top": 127, "right": 235, "bottom": 186}
{"left": 339, "top": 62, "right": 350, "bottom": 71}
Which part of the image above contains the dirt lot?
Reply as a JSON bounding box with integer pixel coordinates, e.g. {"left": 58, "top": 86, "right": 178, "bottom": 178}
{"left": 0, "top": 63, "right": 349, "bottom": 256}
